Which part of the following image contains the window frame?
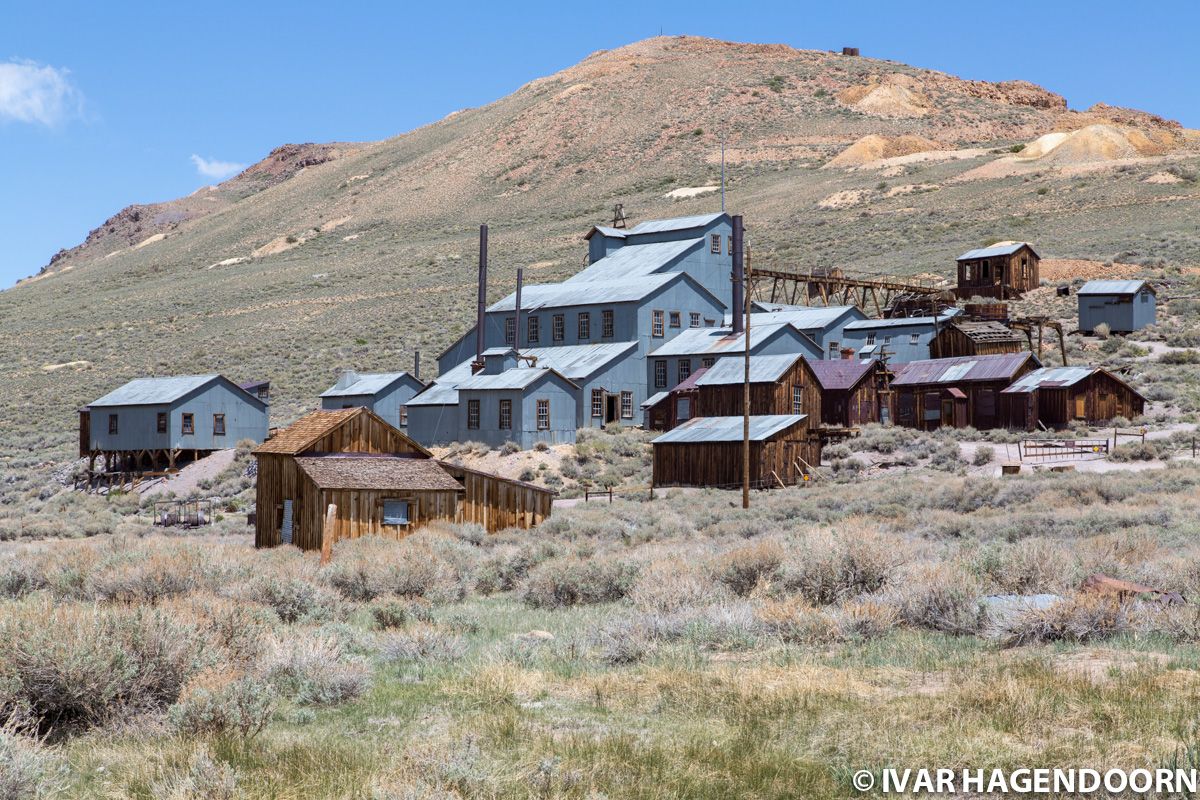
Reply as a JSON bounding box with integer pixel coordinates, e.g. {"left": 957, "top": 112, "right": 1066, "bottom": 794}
{"left": 710, "top": 233, "right": 721, "bottom": 254}
{"left": 536, "top": 399, "right": 550, "bottom": 431}
{"left": 677, "top": 359, "right": 692, "bottom": 384}
{"left": 620, "top": 391, "right": 633, "bottom": 419}
{"left": 552, "top": 313, "right": 565, "bottom": 342}
{"left": 654, "top": 360, "right": 667, "bottom": 389}
{"left": 526, "top": 314, "right": 540, "bottom": 344}
{"left": 399, "top": 405, "right": 408, "bottom": 427}
{"left": 601, "top": 309, "right": 614, "bottom": 338}
{"left": 181, "top": 413, "right": 194, "bottom": 435}
{"left": 690, "top": 312, "right": 701, "bottom": 328}
{"left": 866, "top": 333, "right": 876, "bottom": 346}
{"left": 156, "top": 412, "right": 167, "bottom": 434}
{"left": 466, "top": 399, "right": 480, "bottom": 430}
{"left": 108, "top": 413, "right": 119, "bottom": 435}
{"left": 382, "top": 498, "right": 411, "bottom": 527}
{"left": 652, "top": 310, "right": 665, "bottom": 337}
{"left": 498, "top": 399, "right": 512, "bottom": 430}
{"left": 792, "top": 386, "right": 804, "bottom": 415}
{"left": 909, "top": 333, "right": 920, "bottom": 346}
{"left": 669, "top": 311, "right": 682, "bottom": 329}
{"left": 591, "top": 389, "right": 604, "bottom": 419}
{"left": 578, "top": 311, "right": 591, "bottom": 340}
{"left": 212, "top": 413, "right": 226, "bottom": 437}
{"left": 504, "top": 316, "right": 516, "bottom": 346}
{"left": 701, "top": 357, "right": 715, "bottom": 368}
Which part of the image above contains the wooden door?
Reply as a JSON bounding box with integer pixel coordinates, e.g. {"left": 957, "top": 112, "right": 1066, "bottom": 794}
{"left": 1074, "top": 394, "right": 1086, "bottom": 420}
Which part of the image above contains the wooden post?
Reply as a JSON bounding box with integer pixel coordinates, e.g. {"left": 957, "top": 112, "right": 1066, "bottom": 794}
{"left": 321, "top": 504, "right": 337, "bottom": 565}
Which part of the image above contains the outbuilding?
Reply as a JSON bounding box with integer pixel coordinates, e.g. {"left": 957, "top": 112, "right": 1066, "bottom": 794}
{"left": 999, "top": 367, "right": 1146, "bottom": 429}
{"left": 651, "top": 414, "right": 818, "bottom": 489}
{"left": 955, "top": 241, "right": 1040, "bottom": 299}
{"left": 320, "top": 370, "right": 426, "bottom": 430}
{"left": 807, "top": 359, "right": 886, "bottom": 428}
{"left": 1077, "top": 280, "right": 1157, "bottom": 334}
{"left": 890, "top": 353, "right": 1040, "bottom": 430}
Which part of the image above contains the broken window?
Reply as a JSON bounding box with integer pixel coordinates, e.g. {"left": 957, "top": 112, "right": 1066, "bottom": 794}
{"left": 213, "top": 414, "right": 226, "bottom": 436}
{"left": 677, "top": 359, "right": 691, "bottom": 384}
{"left": 109, "top": 414, "right": 119, "bottom": 435}
{"left": 156, "top": 412, "right": 167, "bottom": 434}
{"left": 181, "top": 413, "right": 194, "bottom": 435}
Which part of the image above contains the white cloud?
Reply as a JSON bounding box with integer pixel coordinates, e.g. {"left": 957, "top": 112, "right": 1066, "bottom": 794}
{"left": 0, "top": 60, "right": 82, "bottom": 126}
{"left": 190, "top": 154, "right": 248, "bottom": 181}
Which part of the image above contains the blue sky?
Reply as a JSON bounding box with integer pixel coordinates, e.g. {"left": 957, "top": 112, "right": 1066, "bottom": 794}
{"left": 1, "top": 0, "right": 1196, "bottom": 287}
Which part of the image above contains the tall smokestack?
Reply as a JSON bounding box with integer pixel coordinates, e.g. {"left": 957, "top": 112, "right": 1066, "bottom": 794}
{"left": 413, "top": 350, "right": 421, "bottom": 381}
{"left": 731, "top": 215, "right": 744, "bottom": 335}
{"left": 475, "top": 224, "right": 488, "bottom": 364}
{"left": 514, "top": 268, "right": 524, "bottom": 353}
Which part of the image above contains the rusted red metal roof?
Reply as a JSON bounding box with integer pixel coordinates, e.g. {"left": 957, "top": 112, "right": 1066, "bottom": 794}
{"left": 891, "top": 353, "right": 1036, "bottom": 386}
{"left": 807, "top": 359, "right": 874, "bottom": 391}
{"left": 670, "top": 366, "right": 709, "bottom": 393}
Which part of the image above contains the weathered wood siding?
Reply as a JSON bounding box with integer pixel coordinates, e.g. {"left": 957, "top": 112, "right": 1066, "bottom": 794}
{"left": 652, "top": 433, "right": 820, "bottom": 489}
{"left": 933, "top": 326, "right": 1025, "bottom": 359}
{"left": 695, "top": 359, "right": 823, "bottom": 422}
{"left": 998, "top": 373, "right": 1146, "bottom": 430}
{"left": 438, "top": 462, "right": 554, "bottom": 531}
{"left": 956, "top": 245, "right": 1040, "bottom": 299}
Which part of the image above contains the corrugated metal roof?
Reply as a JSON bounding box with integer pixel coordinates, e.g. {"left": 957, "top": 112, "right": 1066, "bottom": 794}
{"left": 590, "top": 226, "right": 627, "bottom": 239}
{"left": 695, "top": 354, "right": 802, "bottom": 386}
{"left": 641, "top": 391, "right": 668, "bottom": 409}
{"left": 652, "top": 414, "right": 806, "bottom": 444}
{"left": 648, "top": 322, "right": 794, "bottom": 356}
{"left": 406, "top": 360, "right": 476, "bottom": 407}
{"left": 90, "top": 375, "right": 220, "bottom": 407}
{"left": 843, "top": 309, "right": 962, "bottom": 331}
{"left": 567, "top": 238, "right": 702, "bottom": 283}
{"left": 320, "top": 371, "right": 418, "bottom": 398}
{"left": 1078, "top": 280, "right": 1152, "bottom": 296}
{"left": 891, "top": 353, "right": 1035, "bottom": 386}
{"left": 956, "top": 241, "right": 1036, "bottom": 261}
{"left": 950, "top": 321, "right": 1024, "bottom": 343}
{"left": 456, "top": 367, "right": 577, "bottom": 391}
{"left": 487, "top": 273, "right": 678, "bottom": 312}
{"left": 724, "top": 305, "right": 860, "bottom": 331}
{"left": 1001, "top": 366, "right": 1098, "bottom": 393}
{"left": 626, "top": 213, "right": 723, "bottom": 235}
{"left": 516, "top": 342, "right": 637, "bottom": 379}
{"left": 670, "top": 365, "right": 710, "bottom": 392}
{"left": 808, "top": 359, "right": 874, "bottom": 391}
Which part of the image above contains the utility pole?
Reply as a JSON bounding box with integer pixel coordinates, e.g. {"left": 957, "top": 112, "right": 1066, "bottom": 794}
{"left": 734, "top": 215, "right": 749, "bottom": 509}
{"left": 720, "top": 138, "right": 726, "bottom": 213}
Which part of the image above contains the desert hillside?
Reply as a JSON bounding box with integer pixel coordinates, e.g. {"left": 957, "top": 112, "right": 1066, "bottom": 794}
{"left": 3, "top": 35, "right": 1200, "bottom": 459}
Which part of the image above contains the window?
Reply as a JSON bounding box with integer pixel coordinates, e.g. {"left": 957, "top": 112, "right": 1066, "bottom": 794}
{"left": 792, "top": 386, "right": 804, "bottom": 414}
{"left": 1141, "top": 292, "right": 1150, "bottom": 304}
{"left": 498, "top": 399, "right": 512, "bottom": 430}
{"left": 382, "top": 499, "right": 410, "bottom": 526}
{"left": 654, "top": 360, "right": 667, "bottom": 389}
{"left": 108, "top": 414, "right": 119, "bottom": 435}
{"left": 536, "top": 399, "right": 550, "bottom": 430}
{"left": 669, "top": 311, "right": 682, "bottom": 328}
{"left": 652, "top": 310, "right": 665, "bottom": 337}
{"left": 552, "top": 314, "right": 565, "bottom": 342}
{"left": 578, "top": 312, "right": 591, "bottom": 339}
{"left": 601, "top": 309, "right": 614, "bottom": 338}
{"left": 678, "top": 359, "right": 691, "bottom": 384}
{"left": 182, "top": 413, "right": 194, "bottom": 435}
{"left": 156, "top": 412, "right": 167, "bottom": 434}
{"left": 828, "top": 341, "right": 839, "bottom": 357}
{"left": 527, "top": 315, "right": 540, "bottom": 344}
{"left": 909, "top": 333, "right": 920, "bottom": 346}
{"left": 690, "top": 312, "right": 701, "bottom": 328}
{"left": 467, "top": 399, "right": 480, "bottom": 430}
{"left": 504, "top": 317, "right": 516, "bottom": 345}
{"left": 620, "top": 391, "right": 633, "bottom": 419}
{"left": 866, "top": 333, "right": 876, "bottom": 346}
{"left": 727, "top": 235, "right": 733, "bottom": 255}
{"left": 213, "top": 414, "right": 226, "bottom": 436}
{"left": 591, "top": 389, "right": 604, "bottom": 419}
{"left": 884, "top": 336, "right": 893, "bottom": 346}
{"left": 701, "top": 357, "right": 715, "bottom": 368}
{"left": 399, "top": 406, "right": 408, "bottom": 427}
{"left": 676, "top": 397, "right": 691, "bottom": 421}
{"left": 704, "top": 318, "right": 716, "bottom": 327}
{"left": 710, "top": 233, "right": 721, "bottom": 254}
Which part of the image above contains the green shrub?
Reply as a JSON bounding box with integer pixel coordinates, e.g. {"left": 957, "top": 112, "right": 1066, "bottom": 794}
{"left": 0, "top": 724, "right": 62, "bottom": 799}
{"left": 522, "top": 557, "right": 639, "bottom": 609}
{"left": 169, "top": 675, "right": 276, "bottom": 739}
{"left": 150, "top": 746, "right": 239, "bottom": 800}
{"left": 709, "top": 541, "right": 784, "bottom": 596}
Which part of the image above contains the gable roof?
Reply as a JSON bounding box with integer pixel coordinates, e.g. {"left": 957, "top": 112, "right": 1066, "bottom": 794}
{"left": 320, "top": 371, "right": 423, "bottom": 398}
{"left": 516, "top": 341, "right": 638, "bottom": 379}
{"left": 406, "top": 359, "right": 477, "bottom": 407}
{"left": 807, "top": 359, "right": 876, "bottom": 391}
{"left": 652, "top": 414, "right": 807, "bottom": 444}
{"left": 456, "top": 367, "right": 578, "bottom": 392}
{"left": 648, "top": 321, "right": 803, "bottom": 357}
{"left": 843, "top": 309, "right": 963, "bottom": 331}
{"left": 1001, "top": 366, "right": 1144, "bottom": 399}
{"left": 695, "top": 354, "right": 804, "bottom": 386}
{"left": 946, "top": 320, "right": 1024, "bottom": 344}
{"left": 583, "top": 225, "right": 628, "bottom": 240}
{"left": 1078, "top": 279, "right": 1155, "bottom": 296}
{"left": 957, "top": 241, "right": 1038, "bottom": 261}
{"left": 626, "top": 213, "right": 724, "bottom": 235}
{"left": 891, "top": 353, "right": 1036, "bottom": 386}
{"left": 487, "top": 272, "right": 696, "bottom": 313}
{"left": 732, "top": 305, "right": 863, "bottom": 331}
{"left": 670, "top": 366, "right": 710, "bottom": 392}
{"left": 253, "top": 407, "right": 432, "bottom": 457}
{"left": 567, "top": 238, "right": 703, "bottom": 283}
{"left": 296, "top": 454, "right": 463, "bottom": 492}
{"left": 88, "top": 375, "right": 264, "bottom": 408}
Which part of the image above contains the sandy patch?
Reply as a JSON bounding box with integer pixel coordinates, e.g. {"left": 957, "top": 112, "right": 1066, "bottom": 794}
{"left": 1016, "top": 124, "right": 1181, "bottom": 166}
{"left": 319, "top": 215, "right": 352, "bottom": 233}
{"left": 207, "top": 256, "right": 248, "bottom": 270}
{"left": 847, "top": 147, "right": 989, "bottom": 172}
{"left": 664, "top": 185, "right": 719, "bottom": 200}
{"left": 342, "top": 233, "right": 361, "bottom": 242}
{"left": 252, "top": 236, "right": 300, "bottom": 258}
{"left": 134, "top": 233, "right": 167, "bottom": 249}
{"left": 554, "top": 82, "right": 593, "bottom": 100}
{"left": 825, "top": 134, "right": 942, "bottom": 168}
{"left": 42, "top": 360, "right": 90, "bottom": 371}
{"left": 818, "top": 189, "right": 875, "bottom": 210}
{"left": 1039, "top": 259, "right": 1146, "bottom": 282}
{"left": 885, "top": 183, "right": 939, "bottom": 198}
{"left": 1144, "top": 171, "right": 1184, "bottom": 184}
{"left": 837, "top": 79, "right": 932, "bottom": 118}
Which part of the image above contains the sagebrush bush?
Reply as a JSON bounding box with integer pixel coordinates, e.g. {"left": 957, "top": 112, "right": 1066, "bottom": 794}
{"left": 379, "top": 625, "right": 467, "bottom": 664}
{"left": 0, "top": 724, "right": 62, "bottom": 800}
{"left": 258, "top": 633, "right": 370, "bottom": 706}
{"left": 880, "top": 563, "right": 984, "bottom": 635}
{"left": 249, "top": 576, "right": 341, "bottom": 624}
{"left": 630, "top": 558, "right": 732, "bottom": 613}
{"left": 778, "top": 529, "right": 908, "bottom": 605}
{"left": 755, "top": 597, "right": 842, "bottom": 645}
{"left": 325, "top": 535, "right": 467, "bottom": 604}
{"left": 522, "top": 557, "right": 639, "bottom": 609}
{"left": 150, "top": 746, "right": 239, "bottom": 800}
{"left": 998, "top": 595, "right": 1131, "bottom": 648}
{"left": 169, "top": 673, "right": 276, "bottom": 739}
{"left": 709, "top": 541, "right": 784, "bottom": 596}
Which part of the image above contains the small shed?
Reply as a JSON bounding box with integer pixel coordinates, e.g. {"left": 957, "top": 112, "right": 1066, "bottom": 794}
{"left": 693, "top": 353, "right": 822, "bottom": 421}
{"left": 933, "top": 320, "right": 1025, "bottom": 359}
{"left": 1077, "top": 280, "right": 1157, "bottom": 334}
{"left": 652, "top": 414, "right": 818, "bottom": 489}
{"left": 320, "top": 370, "right": 426, "bottom": 430}
{"left": 807, "top": 359, "right": 884, "bottom": 428}
{"left": 891, "top": 353, "right": 1039, "bottom": 431}
{"left": 999, "top": 367, "right": 1146, "bottom": 429}
{"left": 955, "top": 241, "right": 1040, "bottom": 299}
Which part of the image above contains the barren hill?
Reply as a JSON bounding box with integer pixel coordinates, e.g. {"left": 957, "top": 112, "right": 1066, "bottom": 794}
{"left": 3, "top": 36, "right": 1200, "bottom": 463}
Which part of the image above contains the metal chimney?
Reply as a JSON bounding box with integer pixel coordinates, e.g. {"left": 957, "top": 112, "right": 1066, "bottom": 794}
{"left": 413, "top": 351, "right": 421, "bottom": 381}
{"left": 475, "top": 224, "right": 488, "bottom": 365}
{"left": 731, "top": 215, "right": 744, "bottom": 334}
{"left": 514, "top": 267, "right": 523, "bottom": 353}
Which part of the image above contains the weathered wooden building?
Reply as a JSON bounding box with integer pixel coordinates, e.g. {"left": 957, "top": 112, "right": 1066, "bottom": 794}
{"left": 999, "top": 367, "right": 1146, "bottom": 430}
{"left": 890, "top": 353, "right": 1040, "bottom": 430}
{"left": 955, "top": 242, "right": 1040, "bottom": 299}
{"left": 1077, "top": 280, "right": 1157, "bottom": 334}
{"left": 692, "top": 353, "right": 823, "bottom": 421}
{"left": 932, "top": 320, "right": 1026, "bottom": 359}
{"left": 641, "top": 366, "right": 709, "bottom": 431}
{"left": 80, "top": 374, "right": 269, "bottom": 480}
{"left": 320, "top": 370, "right": 426, "bottom": 430}
{"left": 651, "top": 415, "right": 818, "bottom": 489}
{"left": 254, "top": 407, "right": 553, "bottom": 551}
{"left": 807, "top": 359, "right": 885, "bottom": 428}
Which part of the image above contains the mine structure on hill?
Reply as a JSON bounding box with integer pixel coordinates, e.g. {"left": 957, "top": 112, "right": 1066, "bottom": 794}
{"left": 752, "top": 263, "right": 948, "bottom": 318}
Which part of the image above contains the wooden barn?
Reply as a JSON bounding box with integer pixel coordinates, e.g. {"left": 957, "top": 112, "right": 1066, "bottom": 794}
{"left": 692, "top": 353, "right": 823, "bottom": 421}
{"left": 999, "top": 367, "right": 1146, "bottom": 430}
{"left": 932, "top": 320, "right": 1025, "bottom": 359}
{"left": 807, "top": 359, "right": 885, "bottom": 428}
{"left": 955, "top": 242, "right": 1040, "bottom": 300}
{"left": 891, "top": 353, "right": 1040, "bottom": 431}
{"left": 253, "top": 407, "right": 553, "bottom": 551}
{"left": 651, "top": 415, "right": 819, "bottom": 489}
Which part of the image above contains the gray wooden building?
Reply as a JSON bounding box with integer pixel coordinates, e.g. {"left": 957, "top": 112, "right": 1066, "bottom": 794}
{"left": 320, "top": 370, "right": 426, "bottom": 430}
{"left": 1077, "top": 280, "right": 1157, "bottom": 334}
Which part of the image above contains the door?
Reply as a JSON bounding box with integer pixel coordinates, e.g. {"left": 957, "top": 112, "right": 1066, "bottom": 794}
{"left": 280, "top": 499, "right": 294, "bottom": 545}
{"left": 605, "top": 394, "right": 619, "bottom": 424}
{"left": 941, "top": 398, "right": 955, "bottom": 429}
{"left": 1074, "top": 393, "right": 1087, "bottom": 420}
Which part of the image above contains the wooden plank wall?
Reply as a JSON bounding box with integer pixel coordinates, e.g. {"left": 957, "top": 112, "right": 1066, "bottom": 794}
{"left": 652, "top": 426, "right": 820, "bottom": 489}
{"left": 321, "top": 488, "right": 459, "bottom": 545}
{"left": 307, "top": 413, "right": 427, "bottom": 456}
{"left": 696, "top": 359, "right": 823, "bottom": 421}
{"left": 439, "top": 463, "right": 554, "bottom": 531}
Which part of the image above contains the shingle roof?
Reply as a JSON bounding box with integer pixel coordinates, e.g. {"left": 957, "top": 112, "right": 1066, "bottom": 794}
{"left": 695, "top": 354, "right": 802, "bottom": 386}
{"left": 891, "top": 353, "right": 1036, "bottom": 386}
{"left": 295, "top": 454, "right": 463, "bottom": 491}
{"left": 487, "top": 273, "right": 680, "bottom": 312}
{"left": 567, "top": 238, "right": 702, "bottom": 283}
{"left": 320, "top": 371, "right": 420, "bottom": 398}
{"left": 1077, "top": 280, "right": 1154, "bottom": 296}
{"left": 89, "top": 375, "right": 221, "bottom": 407}
{"left": 949, "top": 321, "right": 1024, "bottom": 344}
{"left": 254, "top": 408, "right": 364, "bottom": 454}
{"left": 648, "top": 321, "right": 798, "bottom": 356}
{"left": 652, "top": 414, "right": 807, "bottom": 444}
{"left": 456, "top": 367, "right": 577, "bottom": 391}
{"left": 956, "top": 241, "right": 1037, "bottom": 261}
{"left": 626, "top": 213, "right": 723, "bottom": 235}
{"left": 808, "top": 359, "right": 875, "bottom": 391}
